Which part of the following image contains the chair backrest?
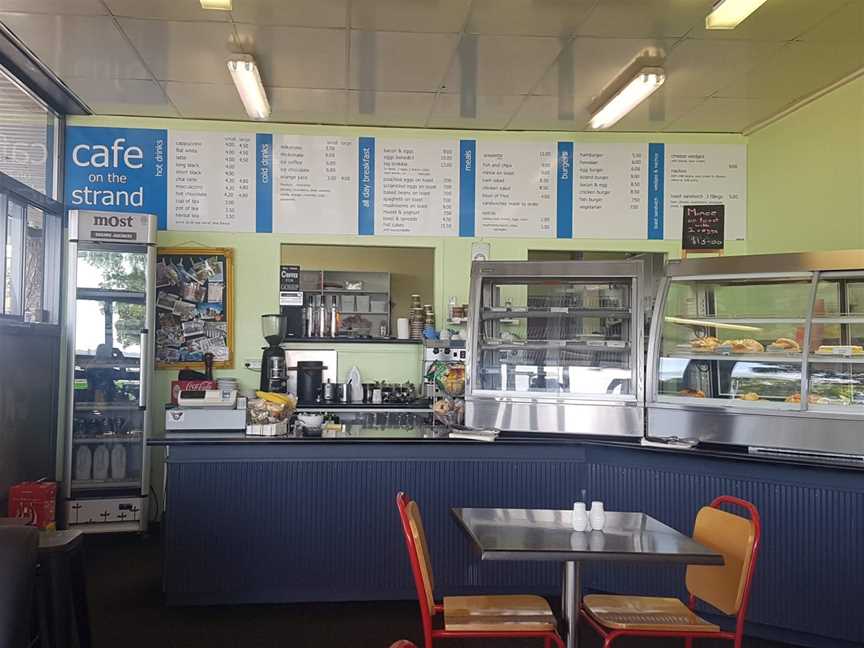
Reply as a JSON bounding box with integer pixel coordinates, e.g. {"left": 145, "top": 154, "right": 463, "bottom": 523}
{"left": 686, "top": 496, "right": 761, "bottom": 616}
{"left": 396, "top": 493, "right": 435, "bottom": 616}
{"left": 0, "top": 526, "right": 38, "bottom": 648}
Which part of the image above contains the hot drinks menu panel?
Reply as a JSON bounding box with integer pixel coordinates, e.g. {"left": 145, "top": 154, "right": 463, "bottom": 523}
{"left": 66, "top": 126, "right": 747, "bottom": 241}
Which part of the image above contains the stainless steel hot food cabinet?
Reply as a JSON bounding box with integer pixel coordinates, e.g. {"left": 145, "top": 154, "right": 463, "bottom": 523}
{"left": 465, "top": 260, "right": 647, "bottom": 437}
{"left": 647, "top": 250, "right": 864, "bottom": 460}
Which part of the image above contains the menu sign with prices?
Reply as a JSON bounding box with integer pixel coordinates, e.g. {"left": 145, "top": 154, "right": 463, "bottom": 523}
{"left": 664, "top": 144, "right": 746, "bottom": 241}
{"left": 573, "top": 144, "right": 647, "bottom": 239}
{"left": 168, "top": 131, "right": 256, "bottom": 231}
{"left": 682, "top": 204, "right": 725, "bottom": 252}
{"left": 475, "top": 142, "right": 556, "bottom": 237}
{"left": 274, "top": 135, "right": 357, "bottom": 235}
{"left": 374, "top": 140, "right": 458, "bottom": 236}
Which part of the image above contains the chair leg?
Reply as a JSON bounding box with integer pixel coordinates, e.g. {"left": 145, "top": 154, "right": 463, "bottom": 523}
{"left": 685, "top": 638, "right": 693, "bottom": 648}
{"left": 544, "top": 637, "right": 552, "bottom": 648}
{"left": 602, "top": 638, "right": 615, "bottom": 648}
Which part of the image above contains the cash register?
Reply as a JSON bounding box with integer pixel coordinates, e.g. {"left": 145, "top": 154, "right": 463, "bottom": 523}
{"left": 165, "top": 389, "right": 247, "bottom": 432}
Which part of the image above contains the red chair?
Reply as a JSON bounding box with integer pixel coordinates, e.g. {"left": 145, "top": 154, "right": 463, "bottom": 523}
{"left": 396, "top": 492, "right": 565, "bottom": 648}
{"left": 580, "top": 496, "right": 761, "bottom": 648}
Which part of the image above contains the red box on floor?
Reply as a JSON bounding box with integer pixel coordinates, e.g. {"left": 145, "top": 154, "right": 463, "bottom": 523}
{"left": 171, "top": 379, "right": 218, "bottom": 404}
{"left": 8, "top": 481, "right": 57, "bottom": 530}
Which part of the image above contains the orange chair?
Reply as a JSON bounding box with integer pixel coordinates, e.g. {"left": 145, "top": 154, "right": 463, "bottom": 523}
{"left": 396, "top": 492, "right": 565, "bottom": 648}
{"left": 580, "top": 496, "right": 761, "bottom": 648}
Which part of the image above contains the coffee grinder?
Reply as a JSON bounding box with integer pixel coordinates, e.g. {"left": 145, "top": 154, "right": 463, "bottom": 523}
{"left": 260, "top": 314, "right": 288, "bottom": 392}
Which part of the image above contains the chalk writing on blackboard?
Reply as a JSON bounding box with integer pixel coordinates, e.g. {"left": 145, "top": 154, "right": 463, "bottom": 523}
{"left": 682, "top": 204, "right": 724, "bottom": 251}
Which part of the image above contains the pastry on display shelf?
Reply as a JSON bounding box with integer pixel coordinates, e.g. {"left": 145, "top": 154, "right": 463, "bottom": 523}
{"left": 677, "top": 387, "right": 705, "bottom": 398}
{"left": 689, "top": 336, "right": 720, "bottom": 351}
{"left": 738, "top": 392, "right": 761, "bottom": 401}
{"left": 767, "top": 337, "right": 801, "bottom": 352}
{"left": 719, "top": 339, "right": 765, "bottom": 353}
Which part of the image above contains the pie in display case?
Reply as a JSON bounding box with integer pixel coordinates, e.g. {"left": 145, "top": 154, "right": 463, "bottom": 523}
{"left": 465, "top": 260, "right": 646, "bottom": 437}
{"left": 647, "top": 251, "right": 864, "bottom": 459}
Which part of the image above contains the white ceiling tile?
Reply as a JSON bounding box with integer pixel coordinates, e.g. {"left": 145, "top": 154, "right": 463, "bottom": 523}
{"left": 534, "top": 37, "right": 673, "bottom": 98}
{"left": 230, "top": 0, "right": 347, "bottom": 28}
{"left": 798, "top": 0, "right": 864, "bottom": 44}
{"left": 0, "top": 0, "right": 105, "bottom": 14}
{"left": 428, "top": 94, "right": 523, "bottom": 129}
{"left": 686, "top": 0, "right": 850, "bottom": 42}
{"left": 233, "top": 25, "right": 346, "bottom": 89}
{"left": 508, "top": 93, "right": 594, "bottom": 130}
{"left": 117, "top": 18, "right": 236, "bottom": 83}
{"left": 604, "top": 90, "right": 706, "bottom": 132}
{"left": 350, "top": 31, "right": 458, "bottom": 92}
{"left": 577, "top": 0, "right": 710, "bottom": 39}
{"left": 102, "top": 0, "right": 229, "bottom": 21}
{"left": 163, "top": 81, "right": 248, "bottom": 120}
{"left": 0, "top": 13, "right": 149, "bottom": 78}
{"left": 66, "top": 77, "right": 178, "bottom": 116}
{"left": 441, "top": 34, "right": 563, "bottom": 96}
{"left": 663, "top": 38, "right": 784, "bottom": 98}
{"left": 351, "top": 0, "right": 470, "bottom": 33}
{"left": 346, "top": 91, "right": 435, "bottom": 126}
{"left": 268, "top": 88, "right": 346, "bottom": 124}
{"left": 465, "top": 0, "right": 595, "bottom": 36}
{"left": 664, "top": 97, "right": 779, "bottom": 132}
{"left": 716, "top": 35, "right": 863, "bottom": 104}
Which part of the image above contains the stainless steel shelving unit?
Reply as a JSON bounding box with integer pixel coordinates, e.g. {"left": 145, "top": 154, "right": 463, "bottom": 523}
{"left": 465, "top": 260, "right": 646, "bottom": 437}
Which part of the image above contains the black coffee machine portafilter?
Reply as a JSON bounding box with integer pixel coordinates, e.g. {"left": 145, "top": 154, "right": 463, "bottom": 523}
{"left": 260, "top": 314, "right": 288, "bottom": 392}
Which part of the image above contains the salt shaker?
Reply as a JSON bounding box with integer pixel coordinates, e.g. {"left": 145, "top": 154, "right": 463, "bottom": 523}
{"left": 572, "top": 502, "right": 589, "bottom": 531}
{"left": 589, "top": 501, "right": 606, "bottom": 532}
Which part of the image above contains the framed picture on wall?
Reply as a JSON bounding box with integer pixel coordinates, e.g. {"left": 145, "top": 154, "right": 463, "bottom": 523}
{"left": 154, "top": 247, "right": 234, "bottom": 369}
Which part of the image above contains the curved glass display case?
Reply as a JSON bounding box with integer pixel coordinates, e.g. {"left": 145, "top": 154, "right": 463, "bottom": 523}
{"left": 465, "top": 260, "right": 646, "bottom": 437}
{"left": 647, "top": 251, "right": 864, "bottom": 458}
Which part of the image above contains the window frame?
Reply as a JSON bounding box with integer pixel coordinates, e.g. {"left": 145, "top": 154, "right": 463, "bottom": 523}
{"left": 0, "top": 169, "right": 63, "bottom": 325}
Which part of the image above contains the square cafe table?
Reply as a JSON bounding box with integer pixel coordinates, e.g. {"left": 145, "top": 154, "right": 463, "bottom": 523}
{"left": 451, "top": 508, "right": 724, "bottom": 648}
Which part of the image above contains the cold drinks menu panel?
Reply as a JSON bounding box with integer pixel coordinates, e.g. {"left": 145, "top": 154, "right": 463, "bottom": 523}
{"left": 274, "top": 135, "right": 356, "bottom": 235}
{"left": 66, "top": 126, "right": 747, "bottom": 241}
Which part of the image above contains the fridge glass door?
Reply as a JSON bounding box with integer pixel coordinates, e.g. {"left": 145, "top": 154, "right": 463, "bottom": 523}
{"left": 71, "top": 249, "right": 147, "bottom": 494}
{"left": 475, "top": 276, "right": 635, "bottom": 396}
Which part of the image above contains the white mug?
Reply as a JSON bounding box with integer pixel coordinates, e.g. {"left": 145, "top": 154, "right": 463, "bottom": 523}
{"left": 397, "top": 318, "right": 410, "bottom": 340}
{"left": 589, "top": 501, "right": 606, "bottom": 532}
{"left": 572, "top": 502, "right": 589, "bottom": 531}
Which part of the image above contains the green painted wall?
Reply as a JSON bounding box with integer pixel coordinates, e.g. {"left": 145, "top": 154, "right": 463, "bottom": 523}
{"left": 747, "top": 76, "right": 864, "bottom": 252}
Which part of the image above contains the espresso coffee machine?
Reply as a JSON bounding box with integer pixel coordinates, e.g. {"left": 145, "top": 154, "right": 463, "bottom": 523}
{"left": 260, "top": 314, "right": 288, "bottom": 392}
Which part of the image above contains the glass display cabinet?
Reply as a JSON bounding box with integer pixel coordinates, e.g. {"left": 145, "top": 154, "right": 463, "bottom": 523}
{"left": 647, "top": 251, "right": 864, "bottom": 459}
{"left": 465, "top": 260, "right": 646, "bottom": 436}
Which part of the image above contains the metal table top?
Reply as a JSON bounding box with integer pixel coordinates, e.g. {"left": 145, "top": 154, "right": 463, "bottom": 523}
{"left": 451, "top": 508, "right": 724, "bottom": 564}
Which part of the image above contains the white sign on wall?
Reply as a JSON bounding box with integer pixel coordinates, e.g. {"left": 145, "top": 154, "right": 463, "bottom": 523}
{"left": 168, "top": 131, "right": 256, "bottom": 232}
{"left": 273, "top": 135, "right": 357, "bottom": 235}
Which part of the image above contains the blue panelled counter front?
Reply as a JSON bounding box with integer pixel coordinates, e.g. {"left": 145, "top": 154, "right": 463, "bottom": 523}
{"left": 150, "top": 433, "right": 863, "bottom": 648}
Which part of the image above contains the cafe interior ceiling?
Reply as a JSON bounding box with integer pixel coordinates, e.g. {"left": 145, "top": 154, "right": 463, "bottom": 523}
{"left": 0, "top": 0, "right": 861, "bottom": 133}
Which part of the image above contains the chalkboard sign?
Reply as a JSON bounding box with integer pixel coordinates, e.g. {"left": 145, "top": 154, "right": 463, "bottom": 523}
{"left": 154, "top": 247, "right": 234, "bottom": 369}
{"left": 682, "top": 204, "right": 724, "bottom": 251}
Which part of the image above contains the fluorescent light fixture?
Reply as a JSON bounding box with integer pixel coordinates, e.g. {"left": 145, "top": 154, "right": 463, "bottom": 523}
{"left": 705, "top": 0, "right": 768, "bottom": 29}
{"left": 200, "top": 0, "right": 232, "bottom": 9}
{"left": 589, "top": 67, "right": 665, "bottom": 130}
{"left": 227, "top": 56, "right": 270, "bottom": 120}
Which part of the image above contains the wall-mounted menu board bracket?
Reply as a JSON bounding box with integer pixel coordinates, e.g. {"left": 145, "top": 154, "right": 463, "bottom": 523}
{"left": 155, "top": 247, "right": 234, "bottom": 369}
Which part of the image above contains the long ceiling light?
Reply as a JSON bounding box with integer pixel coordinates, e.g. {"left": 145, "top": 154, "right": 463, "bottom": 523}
{"left": 227, "top": 55, "right": 271, "bottom": 120}
{"left": 589, "top": 67, "right": 665, "bottom": 130}
{"left": 705, "top": 0, "right": 768, "bottom": 29}
{"left": 201, "top": 0, "right": 232, "bottom": 10}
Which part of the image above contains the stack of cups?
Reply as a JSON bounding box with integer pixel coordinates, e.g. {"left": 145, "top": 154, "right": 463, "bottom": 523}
{"left": 409, "top": 294, "right": 424, "bottom": 340}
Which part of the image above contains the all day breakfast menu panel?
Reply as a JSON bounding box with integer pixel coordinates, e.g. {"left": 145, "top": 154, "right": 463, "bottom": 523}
{"left": 664, "top": 144, "right": 747, "bottom": 240}
{"left": 573, "top": 144, "right": 648, "bottom": 239}
{"left": 475, "top": 141, "right": 557, "bottom": 237}
{"left": 374, "top": 139, "right": 458, "bottom": 236}
{"left": 168, "top": 131, "right": 256, "bottom": 231}
{"left": 274, "top": 135, "right": 357, "bottom": 235}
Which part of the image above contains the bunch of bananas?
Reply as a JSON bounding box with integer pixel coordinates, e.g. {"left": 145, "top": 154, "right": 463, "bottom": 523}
{"left": 255, "top": 391, "right": 298, "bottom": 409}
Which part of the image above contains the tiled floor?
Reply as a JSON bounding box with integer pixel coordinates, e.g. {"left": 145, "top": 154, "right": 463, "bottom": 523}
{"left": 84, "top": 531, "right": 795, "bottom": 648}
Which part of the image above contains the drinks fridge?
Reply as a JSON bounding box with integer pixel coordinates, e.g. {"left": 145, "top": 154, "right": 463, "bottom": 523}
{"left": 63, "top": 210, "right": 156, "bottom": 532}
